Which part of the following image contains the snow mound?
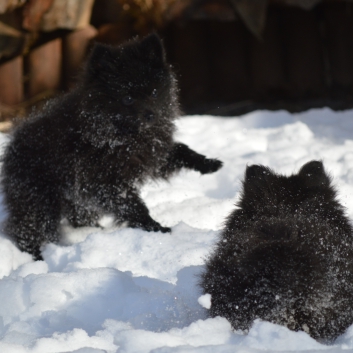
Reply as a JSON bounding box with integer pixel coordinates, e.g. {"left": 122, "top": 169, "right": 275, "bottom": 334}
{"left": 1, "top": 108, "right": 353, "bottom": 352}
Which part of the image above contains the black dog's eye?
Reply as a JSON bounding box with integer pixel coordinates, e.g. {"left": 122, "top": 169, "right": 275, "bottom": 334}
{"left": 151, "top": 89, "right": 158, "bottom": 98}
{"left": 122, "top": 96, "right": 134, "bottom": 106}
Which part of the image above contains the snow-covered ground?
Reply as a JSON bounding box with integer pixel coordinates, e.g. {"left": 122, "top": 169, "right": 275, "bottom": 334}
{"left": 1, "top": 108, "right": 353, "bottom": 352}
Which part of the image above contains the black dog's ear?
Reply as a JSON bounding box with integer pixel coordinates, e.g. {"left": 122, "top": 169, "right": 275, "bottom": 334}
{"left": 140, "top": 33, "right": 165, "bottom": 64}
{"left": 298, "top": 160, "right": 330, "bottom": 187}
{"left": 242, "top": 165, "right": 274, "bottom": 200}
{"left": 88, "top": 43, "right": 115, "bottom": 73}
{"left": 245, "top": 165, "right": 272, "bottom": 183}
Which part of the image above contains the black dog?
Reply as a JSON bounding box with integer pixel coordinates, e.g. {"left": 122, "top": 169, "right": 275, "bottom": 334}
{"left": 1, "top": 33, "right": 222, "bottom": 260}
{"left": 200, "top": 161, "right": 353, "bottom": 341}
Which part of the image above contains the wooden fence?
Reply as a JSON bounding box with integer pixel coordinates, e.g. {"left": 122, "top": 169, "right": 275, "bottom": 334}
{"left": 0, "top": 0, "right": 352, "bottom": 126}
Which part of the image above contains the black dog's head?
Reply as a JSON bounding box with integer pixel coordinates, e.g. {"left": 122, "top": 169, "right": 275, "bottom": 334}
{"left": 239, "top": 160, "right": 336, "bottom": 218}
{"left": 80, "top": 33, "right": 179, "bottom": 142}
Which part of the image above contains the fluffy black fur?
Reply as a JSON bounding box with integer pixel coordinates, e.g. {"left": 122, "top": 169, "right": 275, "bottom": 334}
{"left": 1, "top": 33, "right": 222, "bottom": 260}
{"left": 200, "top": 161, "right": 353, "bottom": 341}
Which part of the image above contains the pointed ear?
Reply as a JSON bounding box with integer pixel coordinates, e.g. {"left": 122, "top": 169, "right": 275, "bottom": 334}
{"left": 245, "top": 165, "right": 272, "bottom": 183}
{"left": 298, "top": 160, "right": 330, "bottom": 187}
{"left": 88, "top": 43, "right": 115, "bottom": 73}
{"left": 140, "top": 33, "right": 165, "bottom": 64}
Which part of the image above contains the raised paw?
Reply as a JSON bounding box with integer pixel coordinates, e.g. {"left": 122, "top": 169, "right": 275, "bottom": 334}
{"left": 199, "top": 158, "right": 223, "bottom": 175}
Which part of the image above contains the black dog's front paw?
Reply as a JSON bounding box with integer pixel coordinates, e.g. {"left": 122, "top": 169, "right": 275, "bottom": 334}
{"left": 129, "top": 219, "right": 171, "bottom": 233}
{"left": 198, "top": 158, "right": 223, "bottom": 175}
{"left": 144, "top": 220, "right": 171, "bottom": 233}
{"left": 33, "top": 252, "right": 44, "bottom": 261}
{"left": 154, "top": 225, "right": 172, "bottom": 233}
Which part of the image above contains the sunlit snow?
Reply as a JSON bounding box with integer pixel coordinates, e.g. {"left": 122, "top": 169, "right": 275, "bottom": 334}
{"left": 0, "top": 108, "right": 353, "bottom": 352}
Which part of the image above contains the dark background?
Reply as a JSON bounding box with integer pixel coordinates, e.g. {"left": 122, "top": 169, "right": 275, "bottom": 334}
{"left": 0, "top": 0, "right": 353, "bottom": 128}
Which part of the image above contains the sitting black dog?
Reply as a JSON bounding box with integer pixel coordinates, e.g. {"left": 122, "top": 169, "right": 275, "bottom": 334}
{"left": 200, "top": 161, "right": 353, "bottom": 340}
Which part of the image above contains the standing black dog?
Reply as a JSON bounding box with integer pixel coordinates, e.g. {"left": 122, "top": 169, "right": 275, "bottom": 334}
{"left": 1, "top": 33, "right": 222, "bottom": 260}
{"left": 200, "top": 161, "right": 353, "bottom": 341}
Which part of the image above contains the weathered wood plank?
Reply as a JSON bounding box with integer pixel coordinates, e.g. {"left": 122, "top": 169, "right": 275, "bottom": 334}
{"left": 62, "top": 25, "right": 97, "bottom": 88}
{"left": 26, "top": 38, "right": 62, "bottom": 98}
{"left": 0, "top": 55, "right": 23, "bottom": 105}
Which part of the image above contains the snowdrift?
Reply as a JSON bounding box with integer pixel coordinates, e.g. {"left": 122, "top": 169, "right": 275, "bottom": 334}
{"left": 0, "top": 108, "right": 353, "bottom": 352}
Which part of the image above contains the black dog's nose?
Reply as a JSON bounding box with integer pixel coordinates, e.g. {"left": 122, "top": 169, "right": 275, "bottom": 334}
{"left": 143, "top": 110, "right": 155, "bottom": 122}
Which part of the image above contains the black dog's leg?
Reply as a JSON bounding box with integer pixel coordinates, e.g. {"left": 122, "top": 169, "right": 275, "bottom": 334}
{"left": 5, "top": 199, "right": 61, "bottom": 261}
{"left": 62, "top": 200, "right": 100, "bottom": 228}
{"left": 160, "top": 142, "right": 223, "bottom": 176}
{"left": 118, "top": 189, "right": 171, "bottom": 233}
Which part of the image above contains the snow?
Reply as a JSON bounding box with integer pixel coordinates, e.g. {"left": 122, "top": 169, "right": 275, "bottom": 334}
{"left": 1, "top": 108, "right": 353, "bottom": 352}
{"left": 197, "top": 294, "right": 211, "bottom": 309}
